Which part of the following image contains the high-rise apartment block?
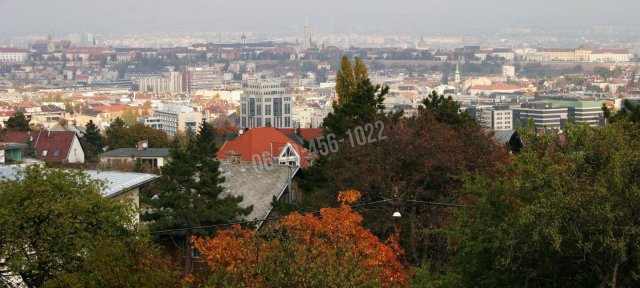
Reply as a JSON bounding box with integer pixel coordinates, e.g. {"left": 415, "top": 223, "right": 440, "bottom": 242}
{"left": 240, "top": 80, "right": 292, "bottom": 128}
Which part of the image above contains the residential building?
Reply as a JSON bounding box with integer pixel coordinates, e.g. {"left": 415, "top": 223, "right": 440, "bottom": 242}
{"left": 137, "top": 75, "right": 168, "bottom": 93}
{"left": 502, "top": 65, "right": 516, "bottom": 80}
{"left": 240, "top": 80, "right": 293, "bottom": 128}
{"left": 0, "top": 48, "right": 30, "bottom": 63}
{"left": 168, "top": 71, "right": 183, "bottom": 94}
{"left": 3, "top": 130, "right": 85, "bottom": 163}
{"left": 153, "top": 104, "right": 202, "bottom": 137}
{"left": 99, "top": 142, "right": 170, "bottom": 170}
{"left": 216, "top": 127, "right": 316, "bottom": 168}
{"left": 0, "top": 143, "right": 29, "bottom": 164}
{"left": 467, "top": 105, "right": 513, "bottom": 131}
{"left": 0, "top": 166, "right": 158, "bottom": 222}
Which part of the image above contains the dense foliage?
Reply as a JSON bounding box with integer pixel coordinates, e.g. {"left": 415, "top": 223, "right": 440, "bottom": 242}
{"left": 445, "top": 121, "right": 640, "bottom": 287}
{"left": 0, "top": 166, "right": 180, "bottom": 287}
{"left": 3, "top": 112, "right": 32, "bottom": 131}
{"left": 143, "top": 120, "right": 251, "bottom": 236}
{"left": 81, "top": 120, "right": 105, "bottom": 162}
{"left": 105, "top": 118, "right": 169, "bottom": 150}
{"left": 192, "top": 190, "right": 409, "bottom": 287}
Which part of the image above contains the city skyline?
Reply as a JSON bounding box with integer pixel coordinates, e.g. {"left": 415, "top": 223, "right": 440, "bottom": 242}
{"left": 2, "top": 0, "right": 640, "bottom": 39}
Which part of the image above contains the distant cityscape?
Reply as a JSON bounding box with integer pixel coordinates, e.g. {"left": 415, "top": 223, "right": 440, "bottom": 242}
{"left": 0, "top": 27, "right": 639, "bottom": 138}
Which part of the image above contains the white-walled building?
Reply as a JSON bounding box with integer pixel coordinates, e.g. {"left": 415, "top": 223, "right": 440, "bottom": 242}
{"left": 240, "top": 80, "right": 292, "bottom": 128}
{"left": 153, "top": 104, "right": 202, "bottom": 137}
{"left": 502, "top": 65, "right": 516, "bottom": 80}
{"left": 589, "top": 49, "right": 633, "bottom": 62}
{"left": 0, "top": 48, "right": 29, "bottom": 63}
{"left": 467, "top": 105, "right": 513, "bottom": 131}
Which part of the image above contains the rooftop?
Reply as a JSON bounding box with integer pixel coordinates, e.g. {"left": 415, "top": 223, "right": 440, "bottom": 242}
{"left": 100, "top": 148, "right": 170, "bottom": 158}
{"left": 219, "top": 162, "right": 296, "bottom": 222}
{"left": 0, "top": 166, "right": 158, "bottom": 198}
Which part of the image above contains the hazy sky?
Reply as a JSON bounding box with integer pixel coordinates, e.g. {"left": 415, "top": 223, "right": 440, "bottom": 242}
{"left": 1, "top": 0, "right": 639, "bottom": 37}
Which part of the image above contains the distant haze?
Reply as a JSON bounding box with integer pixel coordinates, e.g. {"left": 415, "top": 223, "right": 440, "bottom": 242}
{"left": 1, "top": 0, "right": 639, "bottom": 37}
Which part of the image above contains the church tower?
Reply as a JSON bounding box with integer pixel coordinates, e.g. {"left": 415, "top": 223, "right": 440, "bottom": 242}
{"left": 454, "top": 64, "right": 461, "bottom": 83}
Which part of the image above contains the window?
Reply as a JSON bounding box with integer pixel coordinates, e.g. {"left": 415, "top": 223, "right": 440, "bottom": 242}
{"left": 265, "top": 105, "right": 271, "bottom": 115}
{"left": 284, "top": 104, "right": 290, "bottom": 114}
{"left": 285, "top": 116, "right": 290, "bottom": 127}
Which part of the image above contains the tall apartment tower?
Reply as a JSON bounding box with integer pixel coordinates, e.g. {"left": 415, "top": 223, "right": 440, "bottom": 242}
{"left": 241, "top": 80, "right": 292, "bottom": 128}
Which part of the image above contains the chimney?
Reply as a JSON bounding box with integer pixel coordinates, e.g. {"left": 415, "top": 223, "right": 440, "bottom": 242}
{"left": 136, "top": 140, "right": 148, "bottom": 151}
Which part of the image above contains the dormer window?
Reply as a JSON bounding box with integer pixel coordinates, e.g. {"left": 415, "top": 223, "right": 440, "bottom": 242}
{"left": 42, "top": 150, "right": 48, "bottom": 157}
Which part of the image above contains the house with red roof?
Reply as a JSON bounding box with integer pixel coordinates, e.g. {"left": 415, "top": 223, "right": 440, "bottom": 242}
{"left": 3, "top": 130, "right": 85, "bottom": 163}
{"left": 278, "top": 128, "right": 323, "bottom": 142}
{"left": 216, "top": 127, "right": 316, "bottom": 168}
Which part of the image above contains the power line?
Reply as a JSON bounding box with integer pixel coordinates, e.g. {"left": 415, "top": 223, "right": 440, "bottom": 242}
{"left": 150, "top": 199, "right": 470, "bottom": 234}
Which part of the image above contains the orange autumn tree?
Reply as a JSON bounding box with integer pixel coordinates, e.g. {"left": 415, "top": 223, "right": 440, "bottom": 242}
{"left": 192, "top": 190, "right": 409, "bottom": 287}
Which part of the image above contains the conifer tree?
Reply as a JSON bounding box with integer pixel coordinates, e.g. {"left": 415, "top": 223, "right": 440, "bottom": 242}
{"left": 82, "top": 120, "right": 105, "bottom": 162}
{"left": 335, "top": 55, "right": 356, "bottom": 105}
{"left": 353, "top": 57, "right": 369, "bottom": 84}
{"left": 142, "top": 120, "right": 251, "bottom": 271}
{"left": 3, "top": 112, "right": 32, "bottom": 131}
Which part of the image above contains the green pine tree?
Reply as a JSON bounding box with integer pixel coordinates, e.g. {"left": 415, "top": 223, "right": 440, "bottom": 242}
{"left": 421, "top": 91, "right": 474, "bottom": 127}
{"left": 4, "top": 112, "right": 32, "bottom": 131}
{"left": 109, "top": 117, "right": 126, "bottom": 128}
{"left": 335, "top": 55, "right": 356, "bottom": 106}
{"left": 323, "top": 79, "right": 389, "bottom": 138}
{"left": 353, "top": 57, "right": 369, "bottom": 84}
{"left": 142, "top": 120, "right": 251, "bottom": 271}
{"left": 82, "top": 120, "right": 105, "bottom": 162}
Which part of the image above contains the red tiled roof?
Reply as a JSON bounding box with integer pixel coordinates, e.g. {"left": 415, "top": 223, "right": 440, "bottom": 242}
{"left": 64, "top": 47, "right": 115, "bottom": 55}
{"left": 492, "top": 48, "right": 513, "bottom": 53}
{"left": 92, "top": 105, "right": 127, "bottom": 112}
{"left": 539, "top": 48, "right": 575, "bottom": 53}
{"left": 0, "top": 48, "right": 30, "bottom": 53}
{"left": 471, "top": 83, "right": 520, "bottom": 90}
{"left": 591, "top": 48, "right": 630, "bottom": 54}
{"left": 278, "top": 128, "right": 324, "bottom": 141}
{"left": 3, "top": 130, "right": 79, "bottom": 162}
{"left": 216, "top": 127, "right": 316, "bottom": 168}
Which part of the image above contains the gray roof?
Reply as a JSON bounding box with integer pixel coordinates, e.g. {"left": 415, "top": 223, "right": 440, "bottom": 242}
{"left": 219, "top": 162, "right": 297, "bottom": 222}
{"left": 492, "top": 130, "right": 516, "bottom": 144}
{"left": 100, "top": 148, "right": 170, "bottom": 158}
{"left": 0, "top": 166, "right": 158, "bottom": 198}
{"left": 0, "top": 143, "right": 29, "bottom": 150}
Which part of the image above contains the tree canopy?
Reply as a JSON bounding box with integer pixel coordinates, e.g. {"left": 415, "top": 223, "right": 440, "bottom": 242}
{"left": 447, "top": 121, "right": 640, "bottom": 287}
{"left": 3, "top": 112, "right": 32, "bottom": 131}
{"left": 81, "top": 120, "right": 105, "bottom": 162}
{"left": 420, "top": 91, "right": 474, "bottom": 127}
{"left": 0, "top": 166, "right": 180, "bottom": 287}
{"left": 143, "top": 120, "right": 251, "bottom": 236}
{"left": 192, "top": 190, "right": 409, "bottom": 287}
{"left": 105, "top": 121, "right": 169, "bottom": 150}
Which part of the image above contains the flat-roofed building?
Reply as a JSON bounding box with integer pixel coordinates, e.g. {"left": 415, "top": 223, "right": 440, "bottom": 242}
{"left": 154, "top": 104, "right": 202, "bottom": 137}
{"left": 240, "top": 79, "right": 292, "bottom": 128}
{"left": 513, "top": 102, "right": 568, "bottom": 130}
